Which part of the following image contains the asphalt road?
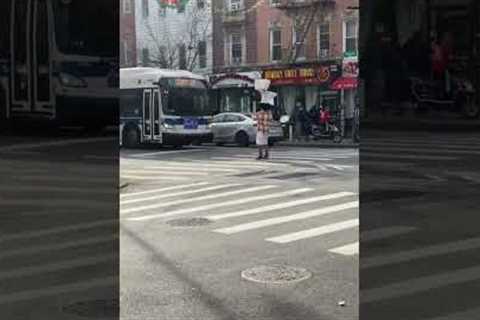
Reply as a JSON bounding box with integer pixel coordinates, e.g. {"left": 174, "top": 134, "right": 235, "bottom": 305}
{"left": 120, "top": 145, "right": 359, "bottom": 320}
{"left": 0, "top": 132, "right": 118, "bottom": 320}
{"left": 360, "top": 130, "right": 480, "bottom": 320}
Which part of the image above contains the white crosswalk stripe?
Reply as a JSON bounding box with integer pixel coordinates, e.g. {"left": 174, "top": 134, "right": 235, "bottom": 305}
{"left": 265, "top": 219, "right": 359, "bottom": 244}
{"left": 206, "top": 192, "right": 356, "bottom": 220}
{"left": 120, "top": 182, "right": 209, "bottom": 198}
{"left": 213, "top": 201, "right": 358, "bottom": 234}
{"left": 121, "top": 185, "right": 278, "bottom": 215}
{"left": 125, "top": 188, "right": 312, "bottom": 221}
{"left": 121, "top": 183, "right": 240, "bottom": 205}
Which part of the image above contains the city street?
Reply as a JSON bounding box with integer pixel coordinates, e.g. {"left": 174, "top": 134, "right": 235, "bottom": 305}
{"left": 361, "top": 131, "right": 480, "bottom": 320}
{"left": 120, "top": 145, "right": 359, "bottom": 320}
{"left": 0, "top": 133, "right": 118, "bottom": 319}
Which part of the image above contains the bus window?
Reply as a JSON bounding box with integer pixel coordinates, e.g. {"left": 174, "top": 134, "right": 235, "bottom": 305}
{"left": 120, "top": 89, "right": 141, "bottom": 117}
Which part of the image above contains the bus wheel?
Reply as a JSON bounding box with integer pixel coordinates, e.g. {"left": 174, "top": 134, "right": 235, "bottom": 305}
{"left": 123, "top": 127, "right": 140, "bottom": 148}
{"left": 236, "top": 131, "right": 249, "bottom": 147}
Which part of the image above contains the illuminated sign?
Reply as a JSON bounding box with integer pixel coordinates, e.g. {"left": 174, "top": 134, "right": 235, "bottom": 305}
{"left": 163, "top": 78, "right": 206, "bottom": 89}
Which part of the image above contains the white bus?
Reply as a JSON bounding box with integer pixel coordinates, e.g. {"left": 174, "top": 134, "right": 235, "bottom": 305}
{"left": 120, "top": 68, "right": 213, "bottom": 147}
{"left": 0, "top": 0, "right": 117, "bottom": 127}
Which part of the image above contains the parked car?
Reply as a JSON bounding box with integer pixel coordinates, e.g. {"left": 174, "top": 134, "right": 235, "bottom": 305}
{"left": 209, "top": 112, "right": 283, "bottom": 147}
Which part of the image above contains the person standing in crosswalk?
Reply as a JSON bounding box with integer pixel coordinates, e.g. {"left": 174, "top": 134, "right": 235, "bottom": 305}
{"left": 254, "top": 102, "right": 273, "bottom": 160}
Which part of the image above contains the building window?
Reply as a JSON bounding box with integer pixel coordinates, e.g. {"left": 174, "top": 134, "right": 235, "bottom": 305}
{"left": 198, "top": 0, "right": 205, "bottom": 9}
{"left": 142, "top": 48, "right": 150, "bottom": 66}
{"left": 123, "top": 41, "right": 129, "bottom": 66}
{"left": 198, "top": 41, "right": 207, "bottom": 68}
{"left": 293, "top": 26, "right": 305, "bottom": 60}
{"left": 229, "top": 33, "right": 242, "bottom": 65}
{"left": 123, "top": 0, "right": 132, "bottom": 14}
{"left": 142, "top": 0, "right": 149, "bottom": 18}
{"left": 270, "top": 0, "right": 280, "bottom": 6}
{"left": 229, "top": 0, "right": 242, "bottom": 12}
{"left": 318, "top": 22, "right": 330, "bottom": 58}
{"left": 178, "top": 44, "right": 187, "bottom": 69}
{"left": 270, "top": 29, "right": 282, "bottom": 62}
{"left": 344, "top": 20, "right": 358, "bottom": 56}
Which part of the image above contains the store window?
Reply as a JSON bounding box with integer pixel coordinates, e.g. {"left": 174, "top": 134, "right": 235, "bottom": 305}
{"left": 318, "top": 22, "right": 330, "bottom": 58}
{"left": 220, "top": 89, "right": 252, "bottom": 113}
{"left": 344, "top": 20, "right": 358, "bottom": 56}
{"left": 270, "top": 29, "right": 282, "bottom": 62}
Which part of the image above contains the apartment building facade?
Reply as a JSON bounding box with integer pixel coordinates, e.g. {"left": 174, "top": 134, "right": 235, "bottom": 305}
{"left": 211, "top": 0, "right": 359, "bottom": 119}
{"left": 135, "top": 0, "right": 213, "bottom": 75}
{"left": 120, "top": 0, "right": 137, "bottom": 67}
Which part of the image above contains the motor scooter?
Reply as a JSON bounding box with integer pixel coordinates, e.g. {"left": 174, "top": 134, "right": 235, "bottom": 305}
{"left": 410, "top": 75, "right": 478, "bottom": 118}
{"left": 310, "top": 119, "right": 343, "bottom": 143}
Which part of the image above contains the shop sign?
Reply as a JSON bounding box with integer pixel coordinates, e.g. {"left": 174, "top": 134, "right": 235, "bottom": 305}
{"left": 263, "top": 64, "right": 340, "bottom": 86}
{"left": 342, "top": 60, "right": 358, "bottom": 78}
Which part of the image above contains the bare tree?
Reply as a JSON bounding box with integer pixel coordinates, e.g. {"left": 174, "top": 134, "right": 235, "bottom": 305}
{"left": 142, "top": 0, "right": 212, "bottom": 71}
{"left": 278, "top": 0, "right": 335, "bottom": 63}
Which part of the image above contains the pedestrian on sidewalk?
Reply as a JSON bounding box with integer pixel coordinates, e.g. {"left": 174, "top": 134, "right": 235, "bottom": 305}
{"left": 293, "top": 101, "right": 309, "bottom": 141}
{"left": 254, "top": 103, "right": 273, "bottom": 160}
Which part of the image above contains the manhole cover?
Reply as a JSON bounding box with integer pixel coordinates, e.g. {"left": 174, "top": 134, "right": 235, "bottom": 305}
{"left": 241, "top": 265, "right": 312, "bottom": 284}
{"left": 166, "top": 217, "right": 212, "bottom": 227}
{"left": 62, "top": 299, "right": 118, "bottom": 318}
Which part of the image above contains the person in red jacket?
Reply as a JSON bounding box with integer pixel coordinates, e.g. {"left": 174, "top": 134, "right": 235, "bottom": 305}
{"left": 319, "top": 104, "right": 332, "bottom": 132}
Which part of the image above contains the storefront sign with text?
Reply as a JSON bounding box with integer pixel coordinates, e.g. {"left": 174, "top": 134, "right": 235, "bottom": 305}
{"left": 263, "top": 64, "right": 340, "bottom": 86}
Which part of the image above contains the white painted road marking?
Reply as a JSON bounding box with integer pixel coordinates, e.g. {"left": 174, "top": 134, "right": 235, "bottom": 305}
{"left": 206, "top": 192, "right": 356, "bottom": 220}
{"left": 361, "top": 226, "right": 417, "bottom": 242}
{"left": 214, "top": 201, "right": 358, "bottom": 234}
{"left": 0, "top": 276, "right": 116, "bottom": 305}
{"left": 362, "top": 237, "right": 480, "bottom": 269}
{"left": 266, "top": 219, "right": 359, "bottom": 244}
{"left": 0, "top": 220, "right": 115, "bottom": 243}
{"left": 121, "top": 185, "right": 276, "bottom": 215}
{"left": 120, "top": 175, "right": 190, "bottom": 181}
{"left": 126, "top": 188, "right": 312, "bottom": 221}
{"left": 121, "top": 184, "right": 241, "bottom": 205}
{"left": 120, "top": 182, "right": 209, "bottom": 199}
{"left": 131, "top": 149, "right": 206, "bottom": 157}
{"left": 362, "top": 265, "right": 480, "bottom": 304}
{"left": 329, "top": 242, "right": 359, "bottom": 256}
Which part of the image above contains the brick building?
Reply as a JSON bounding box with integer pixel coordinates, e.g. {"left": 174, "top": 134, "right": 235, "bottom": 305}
{"left": 120, "top": 0, "right": 137, "bottom": 67}
{"left": 211, "top": 0, "right": 359, "bottom": 120}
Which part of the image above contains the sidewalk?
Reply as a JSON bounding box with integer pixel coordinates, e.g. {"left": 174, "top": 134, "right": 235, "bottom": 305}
{"left": 277, "top": 138, "right": 358, "bottom": 148}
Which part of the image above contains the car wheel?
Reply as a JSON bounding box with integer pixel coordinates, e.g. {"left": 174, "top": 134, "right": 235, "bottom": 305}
{"left": 123, "top": 127, "right": 140, "bottom": 148}
{"left": 215, "top": 142, "right": 224, "bottom": 146}
{"left": 268, "top": 141, "right": 274, "bottom": 147}
{"left": 236, "top": 131, "right": 249, "bottom": 147}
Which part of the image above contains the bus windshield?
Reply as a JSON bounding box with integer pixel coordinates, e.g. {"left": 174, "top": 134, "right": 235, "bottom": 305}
{"left": 52, "top": 0, "right": 117, "bottom": 57}
{"left": 161, "top": 78, "right": 212, "bottom": 116}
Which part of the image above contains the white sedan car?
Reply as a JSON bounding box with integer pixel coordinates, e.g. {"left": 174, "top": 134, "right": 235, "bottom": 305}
{"left": 209, "top": 112, "right": 284, "bottom": 147}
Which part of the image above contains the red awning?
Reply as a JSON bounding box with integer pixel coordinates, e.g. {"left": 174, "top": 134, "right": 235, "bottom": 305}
{"left": 330, "top": 77, "right": 358, "bottom": 90}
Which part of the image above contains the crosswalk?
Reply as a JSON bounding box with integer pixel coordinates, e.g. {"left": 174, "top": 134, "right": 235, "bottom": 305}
{"left": 0, "top": 159, "right": 117, "bottom": 312}
{"left": 121, "top": 148, "right": 358, "bottom": 183}
{"left": 361, "top": 134, "right": 480, "bottom": 318}
{"left": 120, "top": 180, "right": 360, "bottom": 255}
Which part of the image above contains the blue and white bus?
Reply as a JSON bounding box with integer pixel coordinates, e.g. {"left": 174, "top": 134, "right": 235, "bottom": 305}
{"left": 120, "top": 68, "right": 213, "bottom": 147}
{"left": 0, "top": 0, "right": 117, "bottom": 127}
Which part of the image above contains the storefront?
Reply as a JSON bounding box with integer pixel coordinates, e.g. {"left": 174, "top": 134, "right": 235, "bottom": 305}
{"left": 331, "top": 57, "right": 359, "bottom": 135}
{"left": 262, "top": 62, "right": 342, "bottom": 116}
{"left": 209, "top": 72, "right": 262, "bottom": 115}
{"left": 361, "top": 0, "right": 480, "bottom": 118}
